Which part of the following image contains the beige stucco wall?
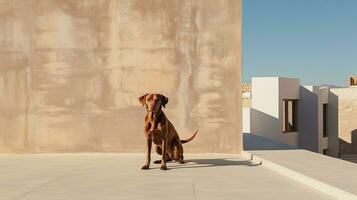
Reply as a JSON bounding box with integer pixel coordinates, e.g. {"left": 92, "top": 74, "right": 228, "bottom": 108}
{"left": 330, "top": 88, "right": 357, "bottom": 155}
{"left": 0, "top": 0, "right": 242, "bottom": 153}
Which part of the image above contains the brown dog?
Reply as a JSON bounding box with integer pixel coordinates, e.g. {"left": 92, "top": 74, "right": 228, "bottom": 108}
{"left": 139, "top": 93, "right": 198, "bottom": 170}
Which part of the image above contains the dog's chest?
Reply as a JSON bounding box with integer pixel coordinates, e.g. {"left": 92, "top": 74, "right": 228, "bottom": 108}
{"left": 148, "top": 130, "right": 164, "bottom": 145}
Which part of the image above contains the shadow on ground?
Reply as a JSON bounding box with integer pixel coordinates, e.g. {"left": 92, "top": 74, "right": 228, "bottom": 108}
{"left": 150, "top": 158, "right": 261, "bottom": 170}
{"left": 244, "top": 133, "right": 296, "bottom": 150}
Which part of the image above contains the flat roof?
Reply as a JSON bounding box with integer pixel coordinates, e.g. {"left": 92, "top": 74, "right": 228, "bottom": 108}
{"left": 0, "top": 153, "right": 334, "bottom": 200}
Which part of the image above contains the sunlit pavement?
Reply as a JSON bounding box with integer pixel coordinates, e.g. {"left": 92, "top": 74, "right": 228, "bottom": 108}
{"left": 0, "top": 153, "right": 335, "bottom": 200}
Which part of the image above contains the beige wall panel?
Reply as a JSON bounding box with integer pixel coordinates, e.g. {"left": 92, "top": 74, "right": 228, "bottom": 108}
{"left": 0, "top": 0, "right": 242, "bottom": 153}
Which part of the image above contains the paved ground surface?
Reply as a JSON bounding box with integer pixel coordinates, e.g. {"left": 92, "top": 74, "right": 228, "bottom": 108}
{"left": 249, "top": 150, "right": 357, "bottom": 197}
{"left": 0, "top": 153, "right": 335, "bottom": 200}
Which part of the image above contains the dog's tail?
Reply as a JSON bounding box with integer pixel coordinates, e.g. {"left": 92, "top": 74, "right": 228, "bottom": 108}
{"left": 181, "top": 130, "right": 198, "bottom": 144}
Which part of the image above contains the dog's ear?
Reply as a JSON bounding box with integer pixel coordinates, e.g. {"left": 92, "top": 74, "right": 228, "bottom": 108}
{"left": 139, "top": 93, "right": 148, "bottom": 106}
{"left": 160, "top": 94, "right": 169, "bottom": 108}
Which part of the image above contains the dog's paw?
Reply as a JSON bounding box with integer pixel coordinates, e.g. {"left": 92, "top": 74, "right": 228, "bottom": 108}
{"left": 160, "top": 165, "right": 168, "bottom": 170}
{"left": 179, "top": 160, "right": 185, "bottom": 164}
{"left": 141, "top": 165, "right": 150, "bottom": 170}
{"left": 153, "top": 160, "right": 161, "bottom": 164}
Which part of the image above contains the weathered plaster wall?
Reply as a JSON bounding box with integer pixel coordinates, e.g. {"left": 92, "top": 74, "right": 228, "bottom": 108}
{"left": 0, "top": 0, "right": 242, "bottom": 153}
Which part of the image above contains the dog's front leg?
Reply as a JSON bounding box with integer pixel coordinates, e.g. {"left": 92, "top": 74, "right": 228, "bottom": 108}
{"left": 160, "top": 139, "right": 168, "bottom": 170}
{"left": 141, "top": 138, "right": 152, "bottom": 170}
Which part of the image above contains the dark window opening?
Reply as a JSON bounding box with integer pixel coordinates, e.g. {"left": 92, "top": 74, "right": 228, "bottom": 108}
{"left": 283, "top": 100, "right": 298, "bottom": 133}
{"left": 350, "top": 77, "right": 357, "bottom": 86}
{"left": 323, "top": 104, "right": 328, "bottom": 137}
{"left": 323, "top": 149, "right": 328, "bottom": 155}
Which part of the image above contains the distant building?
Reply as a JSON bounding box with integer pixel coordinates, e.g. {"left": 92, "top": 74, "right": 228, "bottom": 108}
{"left": 350, "top": 76, "right": 357, "bottom": 87}
{"left": 242, "top": 83, "right": 251, "bottom": 93}
{"left": 244, "top": 77, "right": 357, "bottom": 157}
{"left": 242, "top": 83, "right": 252, "bottom": 108}
{"left": 242, "top": 83, "right": 251, "bottom": 99}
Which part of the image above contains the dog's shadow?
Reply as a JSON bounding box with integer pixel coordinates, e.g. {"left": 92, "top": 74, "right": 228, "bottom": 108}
{"left": 151, "top": 158, "right": 261, "bottom": 170}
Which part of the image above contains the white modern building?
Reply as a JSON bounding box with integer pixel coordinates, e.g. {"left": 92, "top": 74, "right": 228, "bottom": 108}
{"left": 244, "top": 77, "right": 357, "bottom": 157}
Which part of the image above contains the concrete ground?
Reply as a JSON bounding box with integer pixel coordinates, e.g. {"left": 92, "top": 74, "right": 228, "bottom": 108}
{"left": 249, "top": 150, "right": 357, "bottom": 197}
{"left": 0, "top": 153, "right": 335, "bottom": 200}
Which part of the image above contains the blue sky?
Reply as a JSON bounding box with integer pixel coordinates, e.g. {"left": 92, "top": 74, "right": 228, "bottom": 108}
{"left": 243, "top": 0, "right": 357, "bottom": 86}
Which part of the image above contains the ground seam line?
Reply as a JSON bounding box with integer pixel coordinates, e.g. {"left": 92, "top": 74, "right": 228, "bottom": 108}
{"left": 12, "top": 177, "right": 59, "bottom": 200}
{"left": 192, "top": 181, "right": 196, "bottom": 199}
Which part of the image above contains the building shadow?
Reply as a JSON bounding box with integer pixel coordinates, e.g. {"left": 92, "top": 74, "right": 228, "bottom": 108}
{"left": 327, "top": 92, "right": 340, "bottom": 157}
{"left": 243, "top": 108, "right": 297, "bottom": 151}
{"left": 298, "top": 86, "right": 319, "bottom": 152}
{"left": 150, "top": 158, "right": 261, "bottom": 170}
{"left": 243, "top": 133, "right": 296, "bottom": 150}
{"left": 339, "top": 129, "right": 357, "bottom": 155}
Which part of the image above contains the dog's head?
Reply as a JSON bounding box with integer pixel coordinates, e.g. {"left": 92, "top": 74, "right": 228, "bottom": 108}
{"left": 139, "top": 93, "right": 168, "bottom": 112}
